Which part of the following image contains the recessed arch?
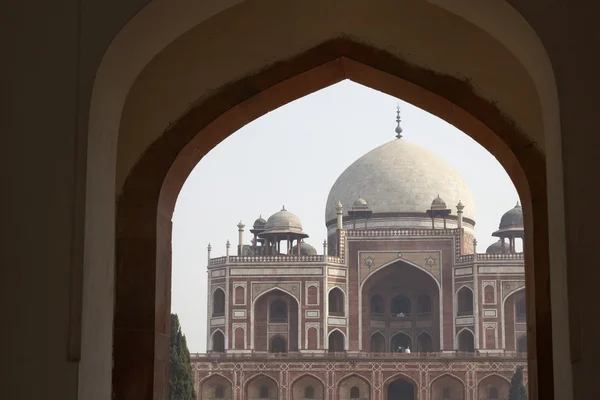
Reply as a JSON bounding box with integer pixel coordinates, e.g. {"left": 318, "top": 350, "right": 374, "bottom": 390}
{"left": 103, "top": 25, "right": 551, "bottom": 400}
{"left": 245, "top": 373, "right": 279, "bottom": 400}
{"left": 360, "top": 258, "right": 441, "bottom": 293}
{"left": 251, "top": 286, "right": 301, "bottom": 350}
{"left": 328, "top": 287, "right": 345, "bottom": 316}
{"left": 290, "top": 374, "right": 325, "bottom": 400}
{"left": 210, "top": 329, "right": 225, "bottom": 353}
{"left": 456, "top": 328, "right": 475, "bottom": 352}
{"left": 390, "top": 331, "right": 413, "bottom": 353}
{"left": 212, "top": 287, "right": 226, "bottom": 317}
{"left": 370, "top": 331, "right": 386, "bottom": 353}
{"left": 328, "top": 329, "right": 346, "bottom": 352}
{"left": 384, "top": 372, "right": 418, "bottom": 400}
{"left": 337, "top": 373, "right": 371, "bottom": 400}
{"left": 199, "top": 373, "right": 234, "bottom": 400}
{"left": 501, "top": 286, "right": 526, "bottom": 349}
{"left": 456, "top": 285, "right": 474, "bottom": 316}
{"left": 430, "top": 373, "right": 466, "bottom": 400}
{"left": 416, "top": 330, "right": 434, "bottom": 353}
{"left": 477, "top": 373, "right": 512, "bottom": 400}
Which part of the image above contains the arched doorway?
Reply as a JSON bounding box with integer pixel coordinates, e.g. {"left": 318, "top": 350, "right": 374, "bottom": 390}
{"left": 391, "top": 332, "right": 412, "bottom": 353}
{"left": 338, "top": 374, "right": 370, "bottom": 400}
{"left": 477, "top": 375, "right": 510, "bottom": 400}
{"left": 213, "top": 288, "right": 225, "bottom": 317}
{"left": 328, "top": 287, "right": 345, "bottom": 316}
{"left": 201, "top": 374, "right": 233, "bottom": 400}
{"left": 431, "top": 374, "right": 465, "bottom": 400}
{"left": 247, "top": 375, "right": 279, "bottom": 400}
{"left": 416, "top": 332, "right": 433, "bottom": 353}
{"left": 387, "top": 377, "right": 415, "bottom": 400}
{"left": 328, "top": 330, "right": 345, "bottom": 352}
{"left": 270, "top": 336, "right": 287, "bottom": 353}
{"left": 456, "top": 287, "right": 474, "bottom": 316}
{"left": 457, "top": 329, "right": 475, "bottom": 352}
{"left": 370, "top": 332, "right": 385, "bottom": 353}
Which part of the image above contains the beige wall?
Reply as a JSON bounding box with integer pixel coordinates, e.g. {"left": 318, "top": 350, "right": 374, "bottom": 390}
{"left": 3, "top": 0, "right": 599, "bottom": 399}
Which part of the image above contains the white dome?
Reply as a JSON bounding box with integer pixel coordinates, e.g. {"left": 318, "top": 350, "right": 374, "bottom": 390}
{"left": 325, "top": 139, "right": 475, "bottom": 225}
{"left": 262, "top": 207, "right": 307, "bottom": 236}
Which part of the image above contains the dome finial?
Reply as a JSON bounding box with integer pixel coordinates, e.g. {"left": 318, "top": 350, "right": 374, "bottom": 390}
{"left": 282, "top": 205, "right": 286, "bottom": 211}
{"left": 395, "top": 104, "right": 403, "bottom": 139}
{"left": 516, "top": 200, "right": 521, "bottom": 207}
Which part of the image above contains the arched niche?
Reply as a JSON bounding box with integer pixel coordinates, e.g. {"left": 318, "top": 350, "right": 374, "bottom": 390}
{"left": 269, "top": 335, "right": 287, "bottom": 353}
{"left": 212, "top": 288, "right": 225, "bottom": 317}
{"left": 328, "top": 287, "right": 345, "bottom": 316}
{"left": 211, "top": 330, "right": 225, "bottom": 353}
{"left": 457, "top": 329, "right": 475, "bottom": 352}
{"left": 385, "top": 375, "right": 417, "bottom": 400}
{"left": 417, "top": 331, "right": 433, "bottom": 353}
{"left": 291, "top": 375, "right": 324, "bottom": 400}
{"left": 246, "top": 374, "right": 279, "bottom": 400}
{"left": 253, "top": 289, "right": 299, "bottom": 352}
{"left": 370, "top": 332, "right": 385, "bottom": 353}
{"left": 391, "top": 332, "right": 412, "bottom": 353}
{"left": 477, "top": 374, "right": 510, "bottom": 400}
{"left": 201, "top": 374, "right": 233, "bottom": 400}
{"left": 456, "top": 286, "right": 474, "bottom": 316}
{"left": 328, "top": 330, "right": 345, "bottom": 352}
{"left": 338, "top": 374, "right": 370, "bottom": 400}
{"left": 430, "top": 374, "right": 465, "bottom": 400}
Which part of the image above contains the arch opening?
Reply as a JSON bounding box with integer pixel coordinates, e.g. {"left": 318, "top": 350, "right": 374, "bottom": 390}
{"left": 370, "top": 332, "right": 385, "bottom": 353}
{"left": 213, "top": 288, "right": 225, "bottom": 317}
{"left": 247, "top": 375, "right": 278, "bottom": 400}
{"left": 254, "top": 289, "right": 299, "bottom": 352}
{"left": 292, "top": 375, "right": 324, "bottom": 400}
{"left": 417, "top": 332, "right": 433, "bottom": 353}
{"left": 328, "top": 330, "right": 345, "bottom": 352}
{"left": 201, "top": 374, "right": 233, "bottom": 400}
{"left": 328, "top": 287, "right": 344, "bottom": 316}
{"left": 457, "top": 287, "right": 474, "bottom": 316}
{"left": 387, "top": 377, "right": 415, "bottom": 400}
{"left": 391, "top": 332, "right": 412, "bottom": 353}
{"left": 269, "top": 335, "right": 287, "bottom": 353}
{"left": 212, "top": 330, "right": 225, "bottom": 353}
{"left": 457, "top": 329, "right": 475, "bottom": 352}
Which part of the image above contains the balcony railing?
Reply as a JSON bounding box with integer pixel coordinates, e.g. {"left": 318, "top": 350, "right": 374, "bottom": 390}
{"left": 191, "top": 350, "right": 527, "bottom": 361}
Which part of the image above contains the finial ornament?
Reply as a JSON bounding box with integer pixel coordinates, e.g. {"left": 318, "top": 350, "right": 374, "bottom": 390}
{"left": 516, "top": 200, "right": 521, "bottom": 207}
{"left": 395, "top": 104, "right": 403, "bottom": 139}
{"left": 282, "top": 205, "right": 286, "bottom": 211}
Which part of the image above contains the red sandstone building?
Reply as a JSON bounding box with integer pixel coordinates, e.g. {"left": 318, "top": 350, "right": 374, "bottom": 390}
{"left": 191, "top": 122, "right": 527, "bottom": 399}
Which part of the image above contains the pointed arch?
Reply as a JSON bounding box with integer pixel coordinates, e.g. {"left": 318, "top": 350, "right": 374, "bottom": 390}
{"left": 337, "top": 373, "right": 371, "bottom": 400}
{"left": 430, "top": 373, "right": 466, "bottom": 400}
{"left": 245, "top": 373, "right": 279, "bottom": 400}
{"left": 328, "top": 286, "right": 345, "bottom": 316}
{"left": 384, "top": 372, "right": 418, "bottom": 400}
{"left": 370, "top": 331, "right": 385, "bottom": 353}
{"left": 501, "top": 286, "right": 526, "bottom": 349}
{"left": 456, "top": 328, "right": 475, "bottom": 352}
{"left": 456, "top": 285, "right": 474, "bottom": 316}
{"left": 251, "top": 286, "right": 301, "bottom": 350}
{"left": 210, "top": 329, "right": 225, "bottom": 352}
{"left": 199, "top": 373, "right": 234, "bottom": 400}
{"left": 328, "top": 329, "right": 346, "bottom": 352}
{"left": 212, "top": 287, "right": 226, "bottom": 317}
{"left": 290, "top": 374, "right": 325, "bottom": 400}
{"left": 416, "top": 330, "right": 434, "bottom": 352}
{"left": 390, "top": 331, "right": 412, "bottom": 352}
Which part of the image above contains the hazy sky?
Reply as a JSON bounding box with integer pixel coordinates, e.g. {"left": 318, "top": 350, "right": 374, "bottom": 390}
{"left": 171, "top": 80, "right": 520, "bottom": 352}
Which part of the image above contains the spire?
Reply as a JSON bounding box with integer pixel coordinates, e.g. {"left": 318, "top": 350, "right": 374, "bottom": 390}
{"left": 282, "top": 205, "right": 286, "bottom": 211}
{"left": 395, "top": 104, "right": 403, "bottom": 139}
{"left": 516, "top": 200, "right": 521, "bottom": 207}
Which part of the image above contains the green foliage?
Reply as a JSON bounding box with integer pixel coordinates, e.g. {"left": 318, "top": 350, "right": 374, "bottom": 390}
{"left": 508, "top": 365, "right": 528, "bottom": 400}
{"left": 170, "top": 314, "right": 196, "bottom": 400}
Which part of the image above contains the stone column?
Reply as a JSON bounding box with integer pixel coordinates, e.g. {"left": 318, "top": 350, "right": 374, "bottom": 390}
{"left": 323, "top": 240, "right": 327, "bottom": 261}
{"left": 226, "top": 240, "right": 230, "bottom": 262}
{"left": 207, "top": 243, "right": 212, "bottom": 265}
{"left": 336, "top": 201, "right": 343, "bottom": 230}
{"left": 456, "top": 201, "right": 464, "bottom": 230}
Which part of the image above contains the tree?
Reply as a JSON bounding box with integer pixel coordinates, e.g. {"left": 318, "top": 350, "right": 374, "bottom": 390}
{"left": 170, "top": 314, "right": 196, "bottom": 400}
{"left": 508, "top": 365, "right": 528, "bottom": 400}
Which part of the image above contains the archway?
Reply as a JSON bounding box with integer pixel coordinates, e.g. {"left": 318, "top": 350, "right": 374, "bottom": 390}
{"left": 477, "top": 374, "right": 510, "bottom": 400}
{"left": 338, "top": 374, "right": 370, "bottom": 400}
{"left": 246, "top": 374, "right": 279, "bottom": 400}
{"left": 200, "top": 374, "right": 233, "bottom": 400}
{"left": 328, "top": 287, "right": 345, "bottom": 316}
{"left": 211, "top": 330, "right": 225, "bottom": 353}
{"left": 431, "top": 374, "right": 465, "bottom": 400}
{"left": 417, "top": 332, "right": 433, "bottom": 353}
{"left": 456, "top": 287, "right": 474, "bottom": 316}
{"left": 370, "top": 332, "right": 385, "bottom": 353}
{"left": 270, "top": 336, "right": 287, "bottom": 353}
{"left": 361, "top": 260, "right": 439, "bottom": 351}
{"left": 253, "top": 289, "right": 299, "bottom": 351}
{"left": 106, "top": 30, "right": 556, "bottom": 400}
{"left": 291, "top": 375, "right": 324, "bottom": 400}
{"left": 328, "top": 330, "right": 345, "bottom": 352}
{"left": 391, "top": 332, "right": 412, "bottom": 353}
{"left": 213, "top": 288, "right": 225, "bottom": 317}
{"left": 457, "top": 329, "right": 475, "bottom": 352}
{"left": 503, "top": 288, "right": 526, "bottom": 351}
{"left": 386, "top": 377, "right": 415, "bottom": 400}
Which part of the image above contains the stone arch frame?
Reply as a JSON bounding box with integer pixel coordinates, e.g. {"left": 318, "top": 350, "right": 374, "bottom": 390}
{"left": 337, "top": 373, "right": 372, "bottom": 400}
{"left": 382, "top": 372, "right": 419, "bottom": 400}
{"left": 456, "top": 285, "right": 475, "bottom": 316}
{"left": 327, "top": 328, "right": 347, "bottom": 351}
{"left": 269, "top": 334, "right": 287, "bottom": 353}
{"left": 430, "top": 372, "right": 466, "bottom": 400}
{"left": 359, "top": 258, "right": 442, "bottom": 351}
{"left": 483, "top": 283, "right": 496, "bottom": 305}
{"left": 306, "top": 282, "right": 319, "bottom": 306}
{"left": 290, "top": 373, "right": 326, "bottom": 400}
{"left": 232, "top": 324, "right": 246, "bottom": 350}
{"left": 251, "top": 286, "right": 301, "bottom": 350}
{"left": 245, "top": 373, "right": 280, "bottom": 400}
{"left": 390, "top": 331, "right": 413, "bottom": 352}
{"left": 212, "top": 286, "right": 226, "bottom": 317}
{"left": 305, "top": 324, "right": 320, "bottom": 350}
{"left": 210, "top": 328, "right": 226, "bottom": 352}
{"left": 369, "top": 330, "right": 386, "bottom": 353}
{"left": 90, "top": 20, "right": 560, "bottom": 399}
{"left": 416, "top": 330, "right": 434, "bottom": 353}
{"left": 233, "top": 283, "right": 246, "bottom": 306}
{"left": 456, "top": 327, "right": 475, "bottom": 352}
{"left": 199, "top": 373, "right": 234, "bottom": 400}
{"left": 501, "top": 286, "right": 526, "bottom": 349}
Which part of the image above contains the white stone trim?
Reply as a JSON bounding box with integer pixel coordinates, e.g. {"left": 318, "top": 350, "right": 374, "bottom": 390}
{"left": 482, "top": 281, "right": 497, "bottom": 305}
{"left": 305, "top": 281, "right": 320, "bottom": 306}
{"left": 305, "top": 310, "right": 319, "bottom": 319}
{"left": 326, "top": 328, "right": 348, "bottom": 350}
{"left": 483, "top": 322, "right": 498, "bottom": 349}
{"left": 232, "top": 282, "right": 247, "bottom": 306}
{"left": 232, "top": 310, "right": 246, "bottom": 319}
{"left": 501, "top": 285, "right": 525, "bottom": 349}
{"left": 231, "top": 267, "right": 322, "bottom": 276}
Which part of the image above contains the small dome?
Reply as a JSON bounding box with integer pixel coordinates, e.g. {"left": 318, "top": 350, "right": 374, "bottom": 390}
{"left": 430, "top": 195, "right": 447, "bottom": 210}
{"left": 261, "top": 207, "right": 307, "bottom": 237}
{"left": 291, "top": 241, "right": 317, "bottom": 256}
{"left": 499, "top": 202, "right": 523, "bottom": 230}
{"left": 353, "top": 197, "right": 368, "bottom": 207}
{"left": 486, "top": 239, "right": 508, "bottom": 254}
{"left": 253, "top": 215, "right": 266, "bottom": 229}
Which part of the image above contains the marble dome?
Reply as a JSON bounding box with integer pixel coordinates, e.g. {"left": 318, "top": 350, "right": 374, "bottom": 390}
{"left": 262, "top": 207, "right": 307, "bottom": 237}
{"left": 325, "top": 139, "right": 475, "bottom": 225}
